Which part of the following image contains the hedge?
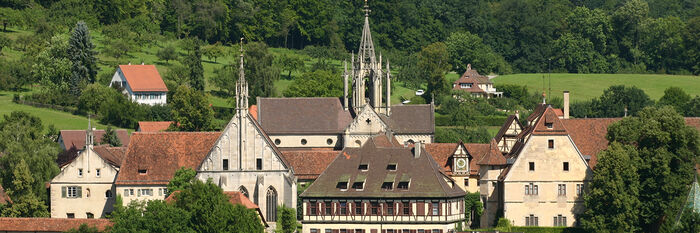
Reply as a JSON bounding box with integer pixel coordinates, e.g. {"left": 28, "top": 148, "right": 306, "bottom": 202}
{"left": 435, "top": 114, "right": 508, "bottom": 127}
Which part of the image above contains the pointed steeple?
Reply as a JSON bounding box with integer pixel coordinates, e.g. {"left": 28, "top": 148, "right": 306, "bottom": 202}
{"left": 358, "top": 0, "right": 376, "bottom": 67}
{"left": 236, "top": 38, "right": 248, "bottom": 111}
{"left": 85, "top": 115, "right": 94, "bottom": 149}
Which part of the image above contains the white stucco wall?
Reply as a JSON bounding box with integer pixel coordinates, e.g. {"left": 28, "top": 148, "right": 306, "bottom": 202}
{"left": 109, "top": 68, "right": 167, "bottom": 105}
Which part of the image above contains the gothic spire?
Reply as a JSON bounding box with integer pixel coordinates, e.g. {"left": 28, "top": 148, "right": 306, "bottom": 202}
{"left": 239, "top": 38, "right": 245, "bottom": 83}
{"left": 236, "top": 38, "right": 248, "bottom": 110}
{"left": 357, "top": 0, "right": 376, "bottom": 67}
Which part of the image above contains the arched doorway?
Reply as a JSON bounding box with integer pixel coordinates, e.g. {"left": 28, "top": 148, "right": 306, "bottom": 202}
{"left": 266, "top": 186, "right": 277, "bottom": 222}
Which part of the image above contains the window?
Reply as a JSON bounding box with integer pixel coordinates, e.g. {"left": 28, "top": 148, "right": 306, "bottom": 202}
{"left": 311, "top": 229, "right": 319, "bottom": 233}
{"left": 337, "top": 182, "right": 348, "bottom": 190}
{"left": 105, "top": 190, "right": 113, "bottom": 198}
{"left": 358, "top": 164, "right": 368, "bottom": 171}
{"left": 266, "top": 187, "right": 278, "bottom": 221}
{"left": 301, "top": 139, "right": 307, "bottom": 145}
{"left": 67, "top": 213, "right": 75, "bottom": 218}
{"left": 526, "top": 183, "right": 538, "bottom": 195}
{"left": 576, "top": 184, "right": 585, "bottom": 196}
{"left": 352, "top": 182, "right": 364, "bottom": 190}
{"left": 558, "top": 184, "right": 566, "bottom": 196}
{"left": 96, "top": 169, "right": 101, "bottom": 177}
{"left": 274, "top": 139, "right": 281, "bottom": 145}
{"left": 223, "top": 159, "right": 229, "bottom": 170}
{"left": 545, "top": 122, "right": 553, "bottom": 129}
{"left": 526, "top": 214, "right": 539, "bottom": 226}
{"left": 387, "top": 164, "right": 397, "bottom": 171}
{"left": 464, "top": 179, "right": 469, "bottom": 186}
{"left": 387, "top": 230, "right": 394, "bottom": 233}
{"left": 387, "top": 202, "right": 394, "bottom": 215}
{"left": 310, "top": 201, "right": 317, "bottom": 215}
{"left": 548, "top": 139, "right": 554, "bottom": 149}
{"left": 432, "top": 230, "right": 440, "bottom": 233}
{"left": 325, "top": 230, "right": 332, "bottom": 233}
{"left": 554, "top": 215, "right": 567, "bottom": 226}
{"left": 138, "top": 169, "right": 147, "bottom": 174}
{"left": 529, "top": 162, "right": 535, "bottom": 171}
{"left": 158, "top": 188, "right": 168, "bottom": 196}
{"left": 563, "top": 162, "right": 569, "bottom": 171}
{"left": 140, "top": 189, "right": 153, "bottom": 196}
{"left": 397, "top": 181, "right": 409, "bottom": 190}
{"left": 78, "top": 168, "right": 83, "bottom": 177}
{"left": 239, "top": 186, "right": 248, "bottom": 197}
{"left": 525, "top": 184, "right": 530, "bottom": 195}
{"left": 460, "top": 83, "right": 472, "bottom": 88}
{"left": 86, "top": 212, "right": 94, "bottom": 219}
{"left": 326, "top": 138, "right": 333, "bottom": 145}
{"left": 324, "top": 201, "right": 332, "bottom": 215}
{"left": 340, "top": 230, "right": 347, "bottom": 233}
{"left": 356, "top": 230, "right": 364, "bottom": 233}
{"left": 355, "top": 201, "right": 362, "bottom": 215}
{"left": 66, "top": 186, "right": 80, "bottom": 198}
{"left": 371, "top": 202, "right": 379, "bottom": 215}
{"left": 402, "top": 201, "right": 410, "bottom": 215}
{"left": 431, "top": 202, "right": 439, "bottom": 216}
{"left": 339, "top": 202, "right": 347, "bottom": 215}
{"left": 381, "top": 182, "right": 393, "bottom": 190}
{"left": 256, "top": 158, "right": 263, "bottom": 170}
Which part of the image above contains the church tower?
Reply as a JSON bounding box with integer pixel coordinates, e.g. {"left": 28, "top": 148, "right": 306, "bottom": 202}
{"left": 346, "top": 0, "right": 387, "bottom": 114}
{"left": 236, "top": 38, "right": 249, "bottom": 113}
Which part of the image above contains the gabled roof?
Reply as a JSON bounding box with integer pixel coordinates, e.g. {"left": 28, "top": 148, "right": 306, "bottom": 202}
{"left": 0, "top": 218, "right": 112, "bottom": 232}
{"left": 137, "top": 121, "right": 173, "bottom": 132}
{"left": 494, "top": 115, "right": 522, "bottom": 143}
{"left": 425, "top": 142, "right": 499, "bottom": 175}
{"left": 92, "top": 145, "right": 127, "bottom": 168}
{"left": 116, "top": 132, "right": 220, "bottom": 185}
{"left": 561, "top": 118, "right": 621, "bottom": 168}
{"left": 118, "top": 65, "right": 168, "bottom": 92}
{"left": 452, "top": 65, "right": 492, "bottom": 93}
{"left": 531, "top": 107, "right": 568, "bottom": 135}
{"left": 527, "top": 104, "right": 547, "bottom": 123}
{"left": 477, "top": 139, "right": 507, "bottom": 166}
{"left": 257, "top": 98, "right": 353, "bottom": 134}
{"left": 301, "top": 135, "right": 466, "bottom": 198}
{"left": 0, "top": 184, "right": 12, "bottom": 205}
{"left": 380, "top": 105, "right": 435, "bottom": 134}
{"left": 59, "top": 129, "right": 130, "bottom": 151}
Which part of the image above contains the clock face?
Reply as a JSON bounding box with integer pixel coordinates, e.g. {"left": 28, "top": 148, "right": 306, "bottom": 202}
{"left": 455, "top": 158, "right": 467, "bottom": 170}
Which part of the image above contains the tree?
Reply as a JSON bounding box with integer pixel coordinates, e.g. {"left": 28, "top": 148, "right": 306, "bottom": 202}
{"left": 445, "top": 31, "right": 510, "bottom": 74}
{"left": 276, "top": 54, "right": 305, "bottom": 79}
{"left": 283, "top": 70, "right": 342, "bottom": 97}
{"left": 592, "top": 85, "right": 653, "bottom": 117}
{"left": 581, "top": 142, "right": 640, "bottom": 233}
{"left": 182, "top": 42, "right": 205, "bottom": 92}
{"left": 102, "top": 38, "right": 134, "bottom": 59}
{"left": 0, "top": 34, "right": 11, "bottom": 55}
{"left": 420, "top": 42, "right": 450, "bottom": 103}
{"left": 1, "top": 159, "right": 50, "bottom": 217}
{"left": 77, "top": 84, "right": 122, "bottom": 114}
{"left": 65, "top": 224, "right": 100, "bottom": 233}
{"left": 464, "top": 192, "right": 483, "bottom": 228}
{"left": 157, "top": 44, "right": 178, "bottom": 64}
{"left": 98, "top": 94, "right": 147, "bottom": 129}
{"left": 606, "top": 106, "right": 699, "bottom": 232}
{"left": 101, "top": 126, "right": 122, "bottom": 147}
{"left": 658, "top": 87, "right": 691, "bottom": 115}
{"left": 110, "top": 199, "right": 194, "bottom": 233}
{"left": 202, "top": 43, "right": 225, "bottom": 62}
{"left": 211, "top": 63, "right": 237, "bottom": 97}
{"left": 167, "top": 167, "right": 197, "bottom": 195}
{"left": 552, "top": 33, "right": 607, "bottom": 73}
{"left": 244, "top": 42, "right": 279, "bottom": 103}
{"left": 67, "top": 21, "right": 98, "bottom": 96}
{"left": 686, "top": 96, "right": 700, "bottom": 117}
{"left": 170, "top": 85, "right": 214, "bottom": 131}
{"left": 275, "top": 205, "right": 297, "bottom": 233}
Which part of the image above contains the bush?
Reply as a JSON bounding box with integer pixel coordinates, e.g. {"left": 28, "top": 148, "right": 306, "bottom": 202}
{"left": 475, "top": 115, "right": 508, "bottom": 126}
{"left": 496, "top": 218, "right": 512, "bottom": 232}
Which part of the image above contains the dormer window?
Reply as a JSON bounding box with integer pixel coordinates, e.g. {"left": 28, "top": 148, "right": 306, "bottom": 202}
{"left": 545, "top": 122, "right": 553, "bottom": 129}
{"left": 358, "top": 164, "right": 369, "bottom": 171}
{"left": 381, "top": 182, "right": 393, "bottom": 190}
{"left": 352, "top": 182, "right": 364, "bottom": 190}
{"left": 397, "top": 181, "right": 409, "bottom": 190}
{"left": 386, "top": 164, "right": 397, "bottom": 171}
{"left": 337, "top": 182, "right": 348, "bottom": 190}
{"left": 138, "top": 169, "right": 147, "bottom": 174}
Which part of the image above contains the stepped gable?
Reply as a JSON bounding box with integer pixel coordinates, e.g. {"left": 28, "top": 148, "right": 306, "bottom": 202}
{"left": 137, "top": 121, "right": 173, "bottom": 132}
{"left": 59, "top": 129, "right": 130, "bottom": 150}
{"left": 257, "top": 97, "right": 352, "bottom": 134}
{"left": 0, "top": 218, "right": 112, "bottom": 232}
{"left": 301, "top": 135, "right": 465, "bottom": 198}
{"left": 118, "top": 64, "right": 168, "bottom": 92}
{"left": 116, "top": 132, "right": 220, "bottom": 185}
{"left": 379, "top": 104, "right": 435, "bottom": 134}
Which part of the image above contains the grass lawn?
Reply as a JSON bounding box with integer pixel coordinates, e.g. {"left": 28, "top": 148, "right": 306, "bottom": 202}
{"left": 492, "top": 73, "right": 700, "bottom": 102}
{"left": 0, "top": 91, "right": 125, "bottom": 132}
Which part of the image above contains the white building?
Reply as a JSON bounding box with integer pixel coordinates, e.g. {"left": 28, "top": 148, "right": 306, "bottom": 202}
{"left": 109, "top": 64, "right": 168, "bottom": 105}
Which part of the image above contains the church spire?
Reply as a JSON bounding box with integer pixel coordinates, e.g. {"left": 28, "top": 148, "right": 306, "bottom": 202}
{"left": 236, "top": 38, "right": 248, "bottom": 111}
{"left": 357, "top": 0, "right": 376, "bottom": 68}
{"left": 85, "top": 115, "right": 93, "bottom": 149}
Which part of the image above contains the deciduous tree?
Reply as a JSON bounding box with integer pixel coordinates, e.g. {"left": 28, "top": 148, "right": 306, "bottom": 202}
{"left": 169, "top": 85, "right": 214, "bottom": 131}
{"left": 283, "top": 70, "right": 342, "bottom": 97}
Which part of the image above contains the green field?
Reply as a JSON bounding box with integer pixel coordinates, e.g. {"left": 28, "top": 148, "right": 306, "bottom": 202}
{"left": 492, "top": 73, "right": 700, "bottom": 102}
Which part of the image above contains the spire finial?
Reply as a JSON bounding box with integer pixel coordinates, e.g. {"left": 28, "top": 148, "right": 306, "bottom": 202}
{"left": 363, "top": 0, "right": 370, "bottom": 17}
{"left": 239, "top": 38, "right": 245, "bottom": 82}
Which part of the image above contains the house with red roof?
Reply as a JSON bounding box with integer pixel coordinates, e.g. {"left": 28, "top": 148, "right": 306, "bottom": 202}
{"left": 109, "top": 64, "right": 168, "bottom": 105}
{"left": 136, "top": 121, "right": 174, "bottom": 132}
{"left": 452, "top": 64, "right": 502, "bottom": 98}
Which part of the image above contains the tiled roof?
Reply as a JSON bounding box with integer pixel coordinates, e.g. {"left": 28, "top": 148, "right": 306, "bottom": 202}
{"left": 59, "top": 129, "right": 130, "bottom": 150}
{"left": 425, "top": 142, "right": 498, "bottom": 175}
{"left": 116, "top": 132, "right": 220, "bottom": 185}
{"left": 249, "top": 105, "right": 258, "bottom": 121}
{"left": 257, "top": 97, "right": 353, "bottom": 134}
{"left": 281, "top": 150, "right": 341, "bottom": 180}
{"left": 0, "top": 218, "right": 112, "bottom": 232}
{"left": 118, "top": 65, "right": 168, "bottom": 92}
{"left": 381, "top": 105, "right": 435, "bottom": 134}
{"left": 494, "top": 115, "right": 522, "bottom": 143}
{"left": 452, "top": 65, "right": 492, "bottom": 93}
{"left": 552, "top": 108, "right": 564, "bottom": 117}
{"left": 92, "top": 145, "right": 127, "bottom": 168}
{"left": 561, "top": 118, "right": 621, "bottom": 168}
{"left": 477, "top": 139, "right": 507, "bottom": 166}
{"left": 531, "top": 107, "right": 568, "bottom": 135}
{"left": 137, "top": 121, "right": 173, "bottom": 132}
{"left": 526, "top": 104, "right": 547, "bottom": 123}
{"left": 0, "top": 184, "right": 12, "bottom": 205}
{"left": 301, "top": 135, "right": 466, "bottom": 198}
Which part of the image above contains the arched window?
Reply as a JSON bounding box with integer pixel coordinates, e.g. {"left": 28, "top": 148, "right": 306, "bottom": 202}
{"left": 239, "top": 186, "right": 249, "bottom": 198}
{"left": 266, "top": 187, "right": 278, "bottom": 222}
{"left": 105, "top": 190, "right": 113, "bottom": 198}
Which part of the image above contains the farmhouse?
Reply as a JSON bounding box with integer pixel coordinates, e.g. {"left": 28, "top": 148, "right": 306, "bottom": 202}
{"left": 109, "top": 64, "right": 168, "bottom": 105}
{"left": 452, "top": 64, "right": 502, "bottom": 98}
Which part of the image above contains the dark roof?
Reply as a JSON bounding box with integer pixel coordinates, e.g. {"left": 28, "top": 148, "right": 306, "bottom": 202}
{"left": 381, "top": 105, "right": 435, "bottom": 134}
{"left": 0, "top": 218, "right": 112, "bottom": 232}
{"left": 92, "top": 145, "right": 127, "bottom": 168}
{"left": 116, "top": 132, "right": 220, "bottom": 185}
{"left": 526, "top": 104, "right": 547, "bottom": 123}
{"left": 59, "top": 129, "right": 130, "bottom": 150}
{"left": 0, "top": 184, "right": 11, "bottom": 205}
{"left": 257, "top": 98, "right": 353, "bottom": 134}
{"left": 281, "top": 150, "right": 341, "bottom": 180}
{"left": 425, "top": 142, "right": 498, "bottom": 175}
{"left": 301, "top": 135, "right": 465, "bottom": 198}
{"left": 118, "top": 64, "right": 168, "bottom": 92}
{"left": 137, "top": 121, "right": 173, "bottom": 132}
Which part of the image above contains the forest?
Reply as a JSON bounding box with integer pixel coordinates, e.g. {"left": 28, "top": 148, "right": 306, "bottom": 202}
{"left": 1, "top": 0, "right": 699, "bottom": 75}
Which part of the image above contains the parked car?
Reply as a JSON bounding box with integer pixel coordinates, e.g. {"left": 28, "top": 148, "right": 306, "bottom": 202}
{"left": 415, "top": 89, "right": 425, "bottom": 96}
{"left": 402, "top": 100, "right": 411, "bottom": 104}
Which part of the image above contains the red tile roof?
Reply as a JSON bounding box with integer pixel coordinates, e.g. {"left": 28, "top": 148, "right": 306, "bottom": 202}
{"left": 426, "top": 141, "right": 503, "bottom": 175}
{"left": 0, "top": 184, "right": 12, "bottom": 205}
{"left": 552, "top": 108, "right": 564, "bottom": 117}
{"left": 91, "top": 145, "right": 127, "bottom": 168}
{"left": 59, "top": 129, "right": 130, "bottom": 150}
{"left": 115, "top": 132, "right": 220, "bottom": 185}
{"left": 478, "top": 139, "right": 508, "bottom": 166}
{"left": 0, "top": 218, "right": 112, "bottom": 232}
{"left": 561, "top": 118, "right": 621, "bottom": 168}
{"left": 531, "top": 107, "right": 568, "bottom": 135}
{"left": 452, "top": 65, "right": 492, "bottom": 93}
{"left": 118, "top": 65, "right": 168, "bottom": 92}
{"left": 137, "top": 121, "right": 173, "bottom": 132}
{"left": 249, "top": 105, "right": 258, "bottom": 121}
{"left": 281, "top": 150, "right": 340, "bottom": 180}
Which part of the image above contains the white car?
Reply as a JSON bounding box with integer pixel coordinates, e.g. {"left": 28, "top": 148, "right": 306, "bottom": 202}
{"left": 415, "top": 89, "right": 425, "bottom": 96}
{"left": 402, "top": 100, "right": 411, "bottom": 104}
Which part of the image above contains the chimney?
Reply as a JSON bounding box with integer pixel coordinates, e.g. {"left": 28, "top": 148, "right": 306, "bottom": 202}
{"left": 414, "top": 141, "right": 422, "bottom": 158}
{"left": 563, "top": 91, "right": 570, "bottom": 119}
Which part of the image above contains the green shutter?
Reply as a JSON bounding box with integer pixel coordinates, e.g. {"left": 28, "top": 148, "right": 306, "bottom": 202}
{"left": 61, "top": 186, "right": 66, "bottom": 198}
{"left": 77, "top": 187, "right": 82, "bottom": 198}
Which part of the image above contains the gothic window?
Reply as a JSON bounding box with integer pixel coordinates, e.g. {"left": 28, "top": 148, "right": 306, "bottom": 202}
{"left": 266, "top": 187, "right": 278, "bottom": 222}
{"left": 239, "top": 186, "right": 249, "bottom": 198}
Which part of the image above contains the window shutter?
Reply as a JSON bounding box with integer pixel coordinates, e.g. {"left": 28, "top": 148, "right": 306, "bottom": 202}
{"left": 61, "top": 186, "right": 66, "bottom": 198}
{"left": 398, "top": 202, "right": 402, "bottom": 216}
{"left": 306, "top": 202, "right": 310, "bottom": 216}
{"left": 77, "top": 187, "right": 82, "bottom": 198}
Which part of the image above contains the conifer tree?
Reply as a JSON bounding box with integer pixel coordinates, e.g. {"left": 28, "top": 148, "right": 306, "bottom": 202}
{"left": 183, "top": 41, "right": 204, "bottom": 92}
{"left": 67, "top": 21, "right": 98, "bottom": 96}
{"left": 101, "top": 126, "right": 122, "bottom": 147}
